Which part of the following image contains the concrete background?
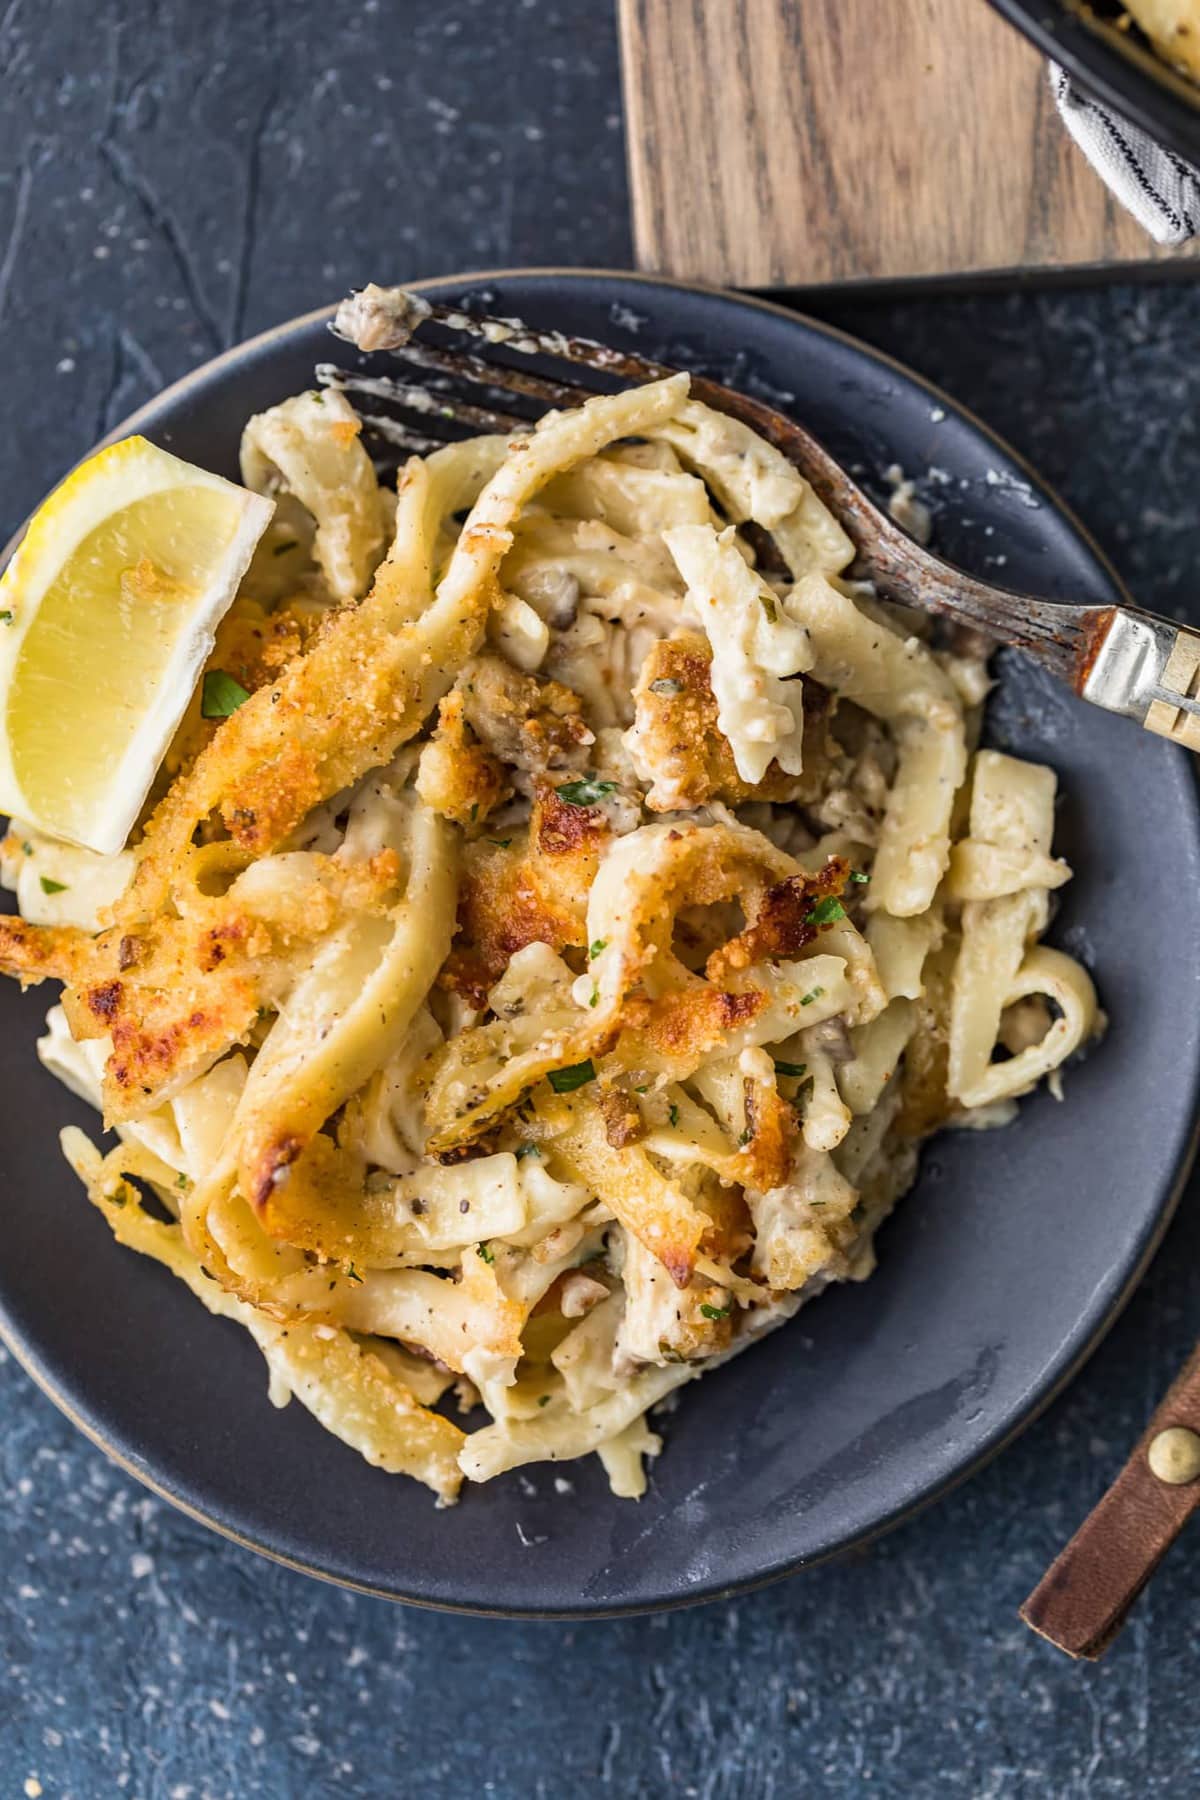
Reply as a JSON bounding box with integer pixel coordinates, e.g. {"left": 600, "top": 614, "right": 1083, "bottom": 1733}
{"left": 2, "top": 2, "right": 1200, "bottom": 1793}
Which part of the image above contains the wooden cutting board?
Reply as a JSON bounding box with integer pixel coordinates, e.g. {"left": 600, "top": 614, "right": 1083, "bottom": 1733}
{"left": 618, "top": 0, "right": 1196, "bottom": 286}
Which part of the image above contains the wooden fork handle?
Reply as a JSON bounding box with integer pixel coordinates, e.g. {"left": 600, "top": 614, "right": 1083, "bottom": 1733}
{"left": 1143, "top": 628, "right": 1200, "bottom": 751}
{"left": 1021, "top": 1338, "right": 1200, "bottom": 1657}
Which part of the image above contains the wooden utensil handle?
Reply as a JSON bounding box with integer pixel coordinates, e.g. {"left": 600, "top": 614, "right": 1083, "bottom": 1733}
{"left": 1144, "top": 627, "right": 1200, "bottom": 751}
{"left": 1021, "top": 1338, "right": 1200, "bottom": 1657}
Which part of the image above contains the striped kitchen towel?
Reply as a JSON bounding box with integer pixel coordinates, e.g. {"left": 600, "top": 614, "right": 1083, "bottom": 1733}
{"left": 1052, "top": 62, "right": 1200, "bottom": 242}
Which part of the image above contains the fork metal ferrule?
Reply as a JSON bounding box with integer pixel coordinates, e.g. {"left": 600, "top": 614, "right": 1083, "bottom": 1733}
{"left": 1083, "top": 611, "right": 1200, "bottom": 749}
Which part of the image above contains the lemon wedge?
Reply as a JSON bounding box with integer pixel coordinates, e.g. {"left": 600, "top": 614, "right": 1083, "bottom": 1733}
{"left": 0, "top": 436, "right": 273, "bottom": 854}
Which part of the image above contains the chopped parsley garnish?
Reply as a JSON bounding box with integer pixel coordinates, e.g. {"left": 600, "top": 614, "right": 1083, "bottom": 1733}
{"left": 489, "top": 838, "right": 512, "bottom": 849}
{"left": 588, "top": 986, "right": 599, "bottom": 1008}
{"left": 344, "top": 1263, "right": 364, "bottom": 1284}
{"left": 658, "top": 1340, "right": 686, "bottom": 1364}
{"left": 805, "top": 896, "right": 846, "bottom": 926}
{"left": 468, "top": 803, "right": 478, "bottom": 822}
{"left": 759, "top": 594, "right": 778, "bottom": 623}
{"left": 548, "top": 1059, "right": 597, "bottom": 1094}
{"left": 0, "top": 610, "right": 12, "bottom": 625}
{"left": 648, "top": 677, "right": 683, "bottom": 696}
{"left": 538, "top": 1394, "right": 551, "bottom": 1407}
{"left": 21, "top": 841, "right": 32, "bottom": 855}
{"left": 556, "top": 778, "right": 616, "bottom": 807}
{"left": 849, "top": 869, "right": 870, "bottom": 884}
{"left": 668, "top": 1103, "right": 679, "bottom": 1128}
{"left": 272, "top": 540, "right": 298, "bottom": 556}
{"left": 309, "top": 389, "right": 325, "bottom": 404}
{"left": 176, "top": 1173, "right": 189, "bottom": 1189}
{"left": 773, "top": 1059, "right": 807, "bottom": 1079}
{"left": 201, "top": 670, "right": 251, "bottom": 719}
{"left": 634, "top": 1084, "right": 649, "bottom": 1095}
{"left": 514, "top": 1143, "right": 540, "bottom": 1161}
{"left": 39, "top": 876, "right": 67, "bottom": 895}
{"left": 700, "top": 1302, "right": 731, "bottom": 1322}
{"left": 588, "top": 939, "right": 607, "bottom": 959}
{"left": 476, "top": 1242, "right": 495, "bottom": 1264}
{"left": 800, "top": 986, "right": 825, "bottom": 1006}
{"left": 738, "top": 1127, "right": 752, "bottom": 1146}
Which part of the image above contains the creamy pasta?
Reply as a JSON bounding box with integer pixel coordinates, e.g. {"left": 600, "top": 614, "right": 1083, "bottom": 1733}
{"left": 1123, "top": 0, "right": 1200, "bottom": 81}
{"left": 0, "top": 369, "right": 1100, "bottom": 1505}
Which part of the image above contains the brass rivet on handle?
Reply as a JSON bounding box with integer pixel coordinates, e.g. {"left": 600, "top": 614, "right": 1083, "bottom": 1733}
{"left": 1148, "top": 1427, "right": 1200, "bottom": 1485}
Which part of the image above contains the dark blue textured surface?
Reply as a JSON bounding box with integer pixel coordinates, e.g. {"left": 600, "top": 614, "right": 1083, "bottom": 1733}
{"left": 3, "top": 0, "right": 1200, "bottom": 1792}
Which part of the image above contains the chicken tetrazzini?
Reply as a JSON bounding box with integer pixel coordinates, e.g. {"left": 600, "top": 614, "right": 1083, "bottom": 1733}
{"left": 0, "top": 367, "right": 1100, "bottom": 1504}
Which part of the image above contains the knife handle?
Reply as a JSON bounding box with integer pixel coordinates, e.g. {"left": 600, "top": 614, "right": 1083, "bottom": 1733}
{"left": 1021, "top": 1337, "right": 1200, "bottom": 1658}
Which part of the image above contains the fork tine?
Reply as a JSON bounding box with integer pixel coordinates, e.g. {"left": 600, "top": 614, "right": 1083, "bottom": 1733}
{"left": 377, "top": 340, "right": 590, "bottom": 413}
{"left": 316, "top": 362, "right": 530, "bottom": 437}
{"left": 332, "top": 285, "right": 668, "bottom": 385}
{"left": 354, "top": 413, "right": 452, "bottom": 458}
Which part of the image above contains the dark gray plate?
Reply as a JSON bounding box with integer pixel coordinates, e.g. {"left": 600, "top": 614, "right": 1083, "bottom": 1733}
{"left": 2, "top": 271, "right": 1198, "bottom": 1618}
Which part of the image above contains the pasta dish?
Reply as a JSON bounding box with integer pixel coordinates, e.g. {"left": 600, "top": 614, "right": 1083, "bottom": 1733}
{"left": 1121, "top": 1, "right": 1200, "bottom": 82}
{"left": 0, "top": 338, "right": 1100, "bottom": 1505}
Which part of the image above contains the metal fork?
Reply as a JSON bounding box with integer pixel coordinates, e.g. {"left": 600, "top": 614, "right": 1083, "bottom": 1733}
{"left": 329, "top": 284, "right": 1200, "bottom": 752}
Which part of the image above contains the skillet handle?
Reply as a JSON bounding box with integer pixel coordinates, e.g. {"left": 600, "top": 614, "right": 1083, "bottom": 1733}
{"left": 1021, "top": 1338, "right": 1200, "bottom": 1658}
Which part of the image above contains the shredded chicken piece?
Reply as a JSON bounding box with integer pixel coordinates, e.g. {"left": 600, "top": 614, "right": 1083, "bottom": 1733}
{"left": 626, "top": 633, "right": 841, "bottom": 812}
{"left": 599, "top": 1083, "right": 644, "bottom": 1148}
{"left": 706, "top": 858, "right": 850, "bottom": 982}
{"left": 456, "top": 652, "right": 593, "bottom": 774}
{"left": 559, "top": 1272, "right": 609, "bottom": 1318}
{"left": 440, "top": 781, "right": 611, "bottom": 1004}
{"left": 416, "top": 690, "right": 511, "bottom": 828}
{"left": 615, "top": 1232, "right": 734, "bottom": 1368}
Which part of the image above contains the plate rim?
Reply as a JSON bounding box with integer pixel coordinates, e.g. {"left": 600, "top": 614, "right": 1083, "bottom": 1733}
{"left": 2, "top": 265, "right": 1197, "bottom": 1618}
